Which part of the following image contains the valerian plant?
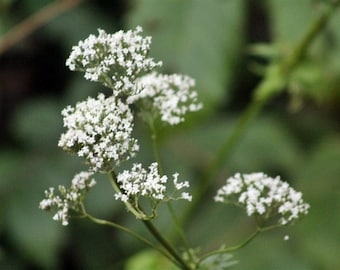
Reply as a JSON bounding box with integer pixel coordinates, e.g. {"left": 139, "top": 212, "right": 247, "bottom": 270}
{"left": 39, "top": 20, "right": 323, "bottom": 269}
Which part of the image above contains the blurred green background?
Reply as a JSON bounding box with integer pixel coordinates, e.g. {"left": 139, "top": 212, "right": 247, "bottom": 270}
{"left": 0, "top": 0, "right": 339, "bottom": 269}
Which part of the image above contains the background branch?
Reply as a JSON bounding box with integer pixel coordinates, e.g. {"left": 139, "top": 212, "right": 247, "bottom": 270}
{"left": 0, "top": 0, "right": 82, "bottom": 55}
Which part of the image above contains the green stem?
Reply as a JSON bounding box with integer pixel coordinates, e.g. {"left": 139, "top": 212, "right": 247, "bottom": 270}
{"left": 108, "top": 171, "right": 147, "bottom": 219}
{"left": 180, "top": 1, "right": 339, "bottom": 230}
{"left": 148, "top": 120, "right": 193, "bottom": 263}
{"left": 198, "top": 229, "right": 260, "bottom": 265}
{"left": 143, "top": 220, "right": 193, "bottom": 270}
{"left": 197, "top": 221, "right": 284, "bottom": 266}
{"left": 147, "top": 117, "right": 164, "bottom": 174}
{"left": 79, "top": 204, "right": 177, "bottom": 264}
{"left": 282, "top": 0, "right": 340, "bottom": 73}
{"left": 167, "top": 202, "right": 191, "bottom": 250}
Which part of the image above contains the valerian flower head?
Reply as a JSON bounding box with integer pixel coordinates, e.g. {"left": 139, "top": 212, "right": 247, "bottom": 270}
{"left": 214, "top": 172, "right": 310, "bottom": 226}
{"left": 39, "top": 171, "right": 96, "bottom": 226}
{"left": 65, "top": 26, "right": 162, "bottom": 96}
{"left": 58, "top": 93, "right": 139, "bottom": 172}
{"left": 127, "top": 72, "right": 203, "bottom": 125}
{"left": 115, "top": 162, "right": 192, "bottom": 204}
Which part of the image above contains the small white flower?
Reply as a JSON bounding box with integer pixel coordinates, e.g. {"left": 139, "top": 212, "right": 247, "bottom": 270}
{"left": 39, "top": 171, "right": 96, "bottom": 226}
{"left": 66, "top": 27, "right": 162, "bottom": 96}
{"left": 180, "top": 192, "right": 192, "bottom": 202}
{"left": 214, "top": 172, "right": 310, "bottom": 226}
{"left": 127, "top": 72, "right": 203, "bottom": 125}
{"left": 58, "top": 93, "right": 139, "bottom": 172}
{"left": 115, "top": 162, "right": 192, "bottom": 204}
{"left": 284, "top": 235, "right": 290, "bottom": 241}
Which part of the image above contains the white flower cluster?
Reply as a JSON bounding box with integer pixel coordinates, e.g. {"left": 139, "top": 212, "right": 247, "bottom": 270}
{"left": 58, "top": 93, "right": 139, "bottom": 172}
{"left": 128, "top": 72, "right": 203, "bottom": 125}
{"left": 42, "top": 27, "right": 200, "bottom": 225}
{"left": 115, "top": 162, "right": 192, "bottom": 203}
{"left": 39, "top": 171, "right": 96, "bottom": 226}
{"left": 65, "top": 26, "right": 162, "bottom": 96}
{"left": 214, "top": 173, "right": 310, "bottom": 226}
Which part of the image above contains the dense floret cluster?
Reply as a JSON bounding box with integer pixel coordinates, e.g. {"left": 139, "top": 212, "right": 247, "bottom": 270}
{"left": 214, "top": 173, "right": 310, "bottom": 226}
{"left": 128, "top": 72, "right": 203, "bottom": 125}
{"left": 58, "top": 93, "right": 139, "bottom": 172}
{"left": 115, "top": 162, "right": 192, "bottom": 203}
{"left": 66, "top": 26, "right": 162, "bottom": 96}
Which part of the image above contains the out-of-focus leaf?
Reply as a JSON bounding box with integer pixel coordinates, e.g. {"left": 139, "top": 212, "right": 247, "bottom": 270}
{"left": 43, "top": 3, "right": 119, "bottom": 49}
{"left": 10, "top": 98, "right": 62, "bottom": 149}
{"left": 326, "top": 9, "right": 340, "bottom": 70}
{"left": 200, "top": 253, "right": 238, "bottom": 269}
{"left": 268, "top": 1, "right": 340, "bottom": 107}
{"left": 0, "top": 150, "right": 20, "bottom": 194}
{"left": 6, "top": 186, "right": 65, "bottom": 269}
{"left": 164, "top": 115, "right": 302, "bottom": 176}
{"left": 267, "top": 0, "right": 315, "bottom": 46}
{"left": 127, "top": 0, "right": 245, "bottom": 108}
{"left": 125, "top": 249, "right": 179, "bottom": 270}
{"left": 234, "top": 231, "right": 312, "bottom": 270}
{"left": 293, "top": 136, "right": 340, "bottom": 269}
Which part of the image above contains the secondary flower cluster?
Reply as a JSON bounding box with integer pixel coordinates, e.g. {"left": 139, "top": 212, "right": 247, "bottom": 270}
{"left": 39, "top": 171, "right": 96, "bottom": 226}
{"left": 58, "top": 93, "right": 139, "bottom": 172}
{"left": 66, "top": 26, "right": 162, "bottom": 96}
{"left": 115, "top": 162, "right": 192, "bottom": 204}
{"left": 128, "top": 72, "right": 203, "bottom": 125}
{"left": 214, "top": 172, "right": 310, "bottom": 226}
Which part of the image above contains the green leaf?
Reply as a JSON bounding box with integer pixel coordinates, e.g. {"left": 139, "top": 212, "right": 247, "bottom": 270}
{"left": 127, "top": 0, "right": 245, "bottom": 107}
{"left": 125, "top": 249, "right": 179, "bottom": 270}
{"left": 267, "top": 0, "right": 315, "bottom": 46}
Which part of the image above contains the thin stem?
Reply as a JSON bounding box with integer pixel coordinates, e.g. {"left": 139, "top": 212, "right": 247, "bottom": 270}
{"left": 79, "top": 204, "right": 178, "bottom": 265}
{"left": 108, "top": 171, "right": 147, "bottom": 219}
{"left": 198, "top": 229, "right": 260, "bottom": 265}
{"left": 0, "top": 0, "right": 83, "bottom": 55}
{"left": 148, "top": 118, "right": 163, "bottom": 174}
{"left": 143, "top": 220, "right": 193, "bottom": 270}
{"left": 282, "top": 0, "right": 340, "bottom": 73}
{"left": 148, "top": 119, "right": 193, "bottom": 262}
{"left": 167, "top": 202, "right": 191, "bottom": 250}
